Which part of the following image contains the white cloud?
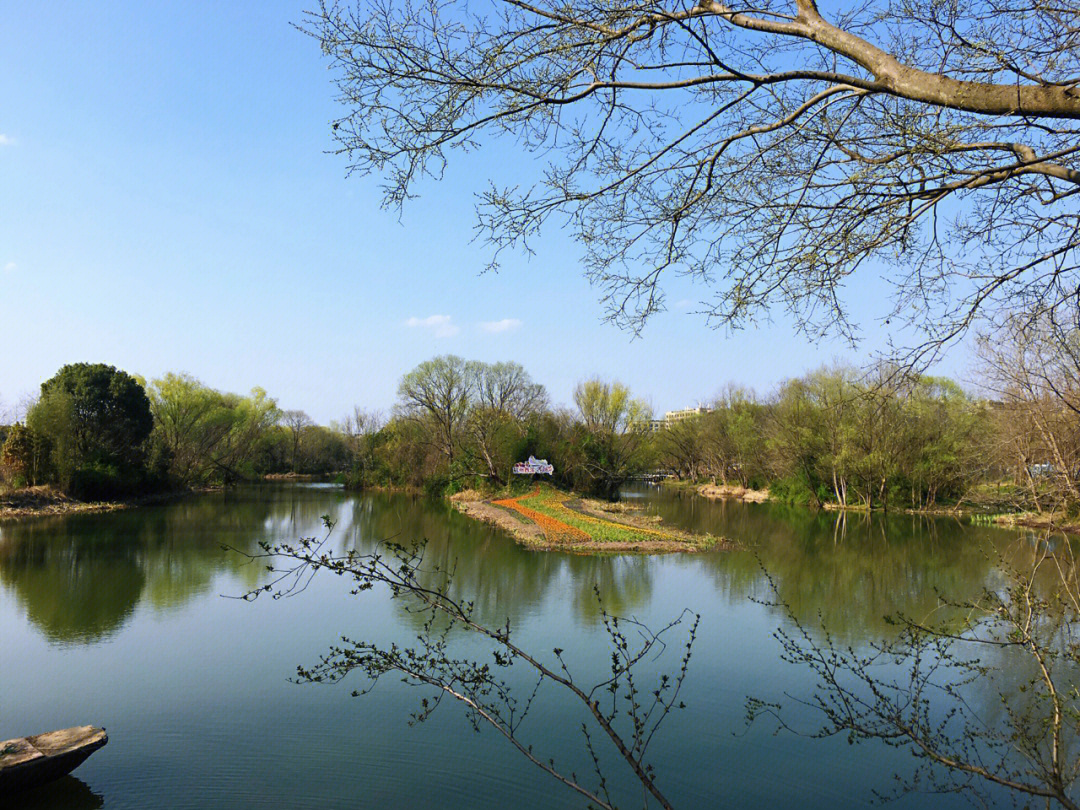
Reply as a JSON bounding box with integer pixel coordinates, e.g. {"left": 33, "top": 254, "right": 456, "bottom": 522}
{"left": 405, "top": 314, "right": 459, "bottom": 338}
{"left": 674, "top": 298, "right": 694, "bottom": 310}
{"left": 0, "top": 134, "right": 15, "bottom": 147}
{"left": 3, "top": 262, "right": 15, "bottom": 273}
{"left": 479, "top": 318, "right": 523, "bottom": 334}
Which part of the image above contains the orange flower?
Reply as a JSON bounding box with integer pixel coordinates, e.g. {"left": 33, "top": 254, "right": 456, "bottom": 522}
{"left": 493, "top": 490, "right": 590, "bottom": 544}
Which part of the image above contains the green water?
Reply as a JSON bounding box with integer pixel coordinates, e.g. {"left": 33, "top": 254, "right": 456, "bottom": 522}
{"left": 0, "top": 484, "right": 1041, "bottom": 808}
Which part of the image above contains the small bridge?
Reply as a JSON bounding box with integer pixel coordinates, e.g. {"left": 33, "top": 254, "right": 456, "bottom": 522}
{"left": 627, "top": 471, "right": 676, "bottom": 483}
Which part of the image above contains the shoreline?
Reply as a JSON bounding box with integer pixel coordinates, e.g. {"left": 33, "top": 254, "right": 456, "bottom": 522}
{"left": 663, "top": 479, "right": 1054, "bottom": 527}
{"left": 982, "top": 511, "right": 1080, "bottom": 536}
{"left": 0, "top": 486, "right": 203, "bottom": 523}
{"left": 5, "top": 479, "right": 1073, "bottom": 540}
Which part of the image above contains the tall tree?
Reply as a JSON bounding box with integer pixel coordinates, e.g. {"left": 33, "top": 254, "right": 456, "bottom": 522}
{"left": 149, "top": 373, "right": 238, "bottom": 486}
{"left": 573, "top": 379, "right": 653, "bottom": 499}
{"left": 149, "top": 375, "right": 281, "bottom": 486}
{"left": 397, "top": 355, "right": 476, "bottom": 467}
{"left": 282, "top": 410, "right": 314, "bottom": 473}
{"left": 303, "top": 1, "right": 1080, "bottom": 357}
{"left": 469, "top": 361, "right": 547, "bottom": 483}
{"left": 27, "top": 363, "right": 154, "bottom": 494}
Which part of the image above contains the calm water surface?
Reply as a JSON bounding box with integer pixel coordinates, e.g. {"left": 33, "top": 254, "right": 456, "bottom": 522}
{"left": 0, "top": 484, "right": 1036, "bottom": 808}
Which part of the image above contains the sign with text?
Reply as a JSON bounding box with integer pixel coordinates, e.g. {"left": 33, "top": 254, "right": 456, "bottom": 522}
{"left": 512, "top": 456, "right": 554, "bottom": 475}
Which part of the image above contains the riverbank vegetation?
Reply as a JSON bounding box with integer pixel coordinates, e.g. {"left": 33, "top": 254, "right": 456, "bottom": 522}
{"left": 5, "top": 314, "right": 1080, "bottom": 525}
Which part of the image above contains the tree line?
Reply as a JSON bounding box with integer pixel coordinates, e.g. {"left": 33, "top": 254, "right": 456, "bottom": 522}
{"left": 0, "top": 365, "right": 345, "bottom": 499}
{"left": 3, "top": 327, "right": 1079, "bottom": 512}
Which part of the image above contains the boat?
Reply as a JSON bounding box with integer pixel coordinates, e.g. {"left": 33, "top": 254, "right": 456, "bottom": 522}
{"left": 0, "top": 726, "right": 108, "bottom": 793}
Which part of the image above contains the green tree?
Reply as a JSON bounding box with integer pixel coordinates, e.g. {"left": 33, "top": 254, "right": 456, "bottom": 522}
{"left": 701, "top": 387, "right": 767, "bottom": 487}
{"left": 148, "top": 374, "right": 281, "bottom": 486}
{"left": 767, "top": 377, "right": 829, "bottom": 506}
{"left": 656, "top": 417, "right": 706, "bottom": 481}
{"left": 212, "top": 387, "right": 281, "bottom": 482}
{"left": 897, "top": 377, "right": 984, "bottom": 509}
{"left": 149, "top": 373, "right": 239, "bottom": 486}
{"left": 397, "top": 355, "right": 476, "bottom": 469}
{"left": 0, "top": 423, "right": 49, "bottom": 487}
{"left": 282, "top": 410, "right": 314, "bottom": 473}
{"left": 28, "top": 363, "right": 153, "bottom": 496}
{"left": 572, "top": 379, "right": 653, "bottom": 499}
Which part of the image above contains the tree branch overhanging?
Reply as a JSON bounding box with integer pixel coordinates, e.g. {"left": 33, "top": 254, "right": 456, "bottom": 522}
{"left": 303, "top": 0, "right": 1080, "bottom": 358}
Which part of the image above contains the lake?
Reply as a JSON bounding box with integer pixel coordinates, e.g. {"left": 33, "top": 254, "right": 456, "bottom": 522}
{"left": 0, "top": 484, "right": 1037, "bottom": 808}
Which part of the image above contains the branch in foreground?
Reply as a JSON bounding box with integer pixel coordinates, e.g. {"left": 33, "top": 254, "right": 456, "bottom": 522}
{"left": 747, "top": 545, "right": 1080, "bottom": 809}
{"left": 237, "top": 517, "right": 698, "bottom": 810}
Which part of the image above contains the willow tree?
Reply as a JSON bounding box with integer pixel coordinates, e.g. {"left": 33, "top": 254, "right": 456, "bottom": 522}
{"left": 304, "top": 0, "right": 1080, "bottom": 356}
{"left": 573, "top": 379, "right": 653, "bottom": 498}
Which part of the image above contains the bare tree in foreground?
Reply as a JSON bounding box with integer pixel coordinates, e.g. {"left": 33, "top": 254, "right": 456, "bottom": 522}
{"left": 747, "top": 542, "right": 1080, "bottom": 809}
{"left": 303, "top": 0, "right": 1080, "bottom": 358}
{"left": 979, "top": 312, "right": 1080, "bottom": 513}
{"left": 241, "top": 519, "right": 697, "bottom": 810}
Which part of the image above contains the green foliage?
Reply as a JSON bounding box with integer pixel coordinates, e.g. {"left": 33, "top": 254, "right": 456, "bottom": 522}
{"left": 762, "top": 367, "right": 986, "bottom": 510}
{"left": 768, "top": 474, "right": 820, "bottom": 507}
{"left": 148, "top": 373, "right": 281, "bottom": 485}
{"left": 12, "top": 355, "right": 993, "bottom": 511}
{"left": 27, "top": 363, "right": 154, "bottom": 497}
{"left": 422, "top": 472, "right": 453, "bottom": 498}
{"left": 571, "top": 379, "right": 653, "bottom": 499}
{"left": 1, "top": 423, "right": 50, "bottom": 487}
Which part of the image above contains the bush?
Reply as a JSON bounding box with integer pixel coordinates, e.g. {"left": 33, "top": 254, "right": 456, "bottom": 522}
{"left": 423, "top": 473, "right": 452, "bottom": 498}
{"left": 68, "top": 464, "right": 127, "bottom": 501}
{"left": 770, "top": 473, "right": 819, "bottom": 506}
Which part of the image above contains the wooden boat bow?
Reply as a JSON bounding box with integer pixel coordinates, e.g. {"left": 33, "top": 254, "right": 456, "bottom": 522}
{"left": 0, "top": 725, "right": 108, "bottom": 793}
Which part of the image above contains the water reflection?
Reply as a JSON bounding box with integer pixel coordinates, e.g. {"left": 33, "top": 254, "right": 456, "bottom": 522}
{"left": 0, "top": 541, "right": 144, "bottom": 643}
{"left": 0, "top": 488, "right": 287, "bottom": 643}
{"left": 17, "top": 775, "right": 104, "bottom": 810}
{"left": 1, "top": 483, "right": 1072, "bottom": 810}
{"left": 641, "top": 487, "right": 1034, "bottom": 639}
{"left": 0, "top": 483, "right": 1051, "bottom": 647}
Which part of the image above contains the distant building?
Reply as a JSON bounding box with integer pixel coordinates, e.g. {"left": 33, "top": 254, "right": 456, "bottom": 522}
{"left": 663, "top": 406, "right": 713, "bottom": 423}
{"left": 640, "top": 406, "right": 714, "bottom": 432}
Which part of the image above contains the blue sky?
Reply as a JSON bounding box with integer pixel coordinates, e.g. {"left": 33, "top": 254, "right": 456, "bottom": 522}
{"left": 0, "top": 2, "right": 971, "bottom": 423}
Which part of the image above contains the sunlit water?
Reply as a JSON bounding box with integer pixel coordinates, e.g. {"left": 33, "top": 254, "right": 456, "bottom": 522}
{"left": 0, "top": 484, "right": 1040, "bottom": 808}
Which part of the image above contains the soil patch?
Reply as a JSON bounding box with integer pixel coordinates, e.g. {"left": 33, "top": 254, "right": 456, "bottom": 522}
{"left": 698, "top": 484, "right": 770, "bottom": 503}
{"left": 452, "top": 500, "right": 545, "bottom": 544}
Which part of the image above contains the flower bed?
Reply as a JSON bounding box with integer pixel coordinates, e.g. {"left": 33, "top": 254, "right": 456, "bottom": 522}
{"left": 486, "top": 486, "right": 723, "bottom": 551}
{"left": 491, "top": 491, "right": 590, "bottom": 544}
{"left": 518, "top": 489, "right": 693, "bottom": 545}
